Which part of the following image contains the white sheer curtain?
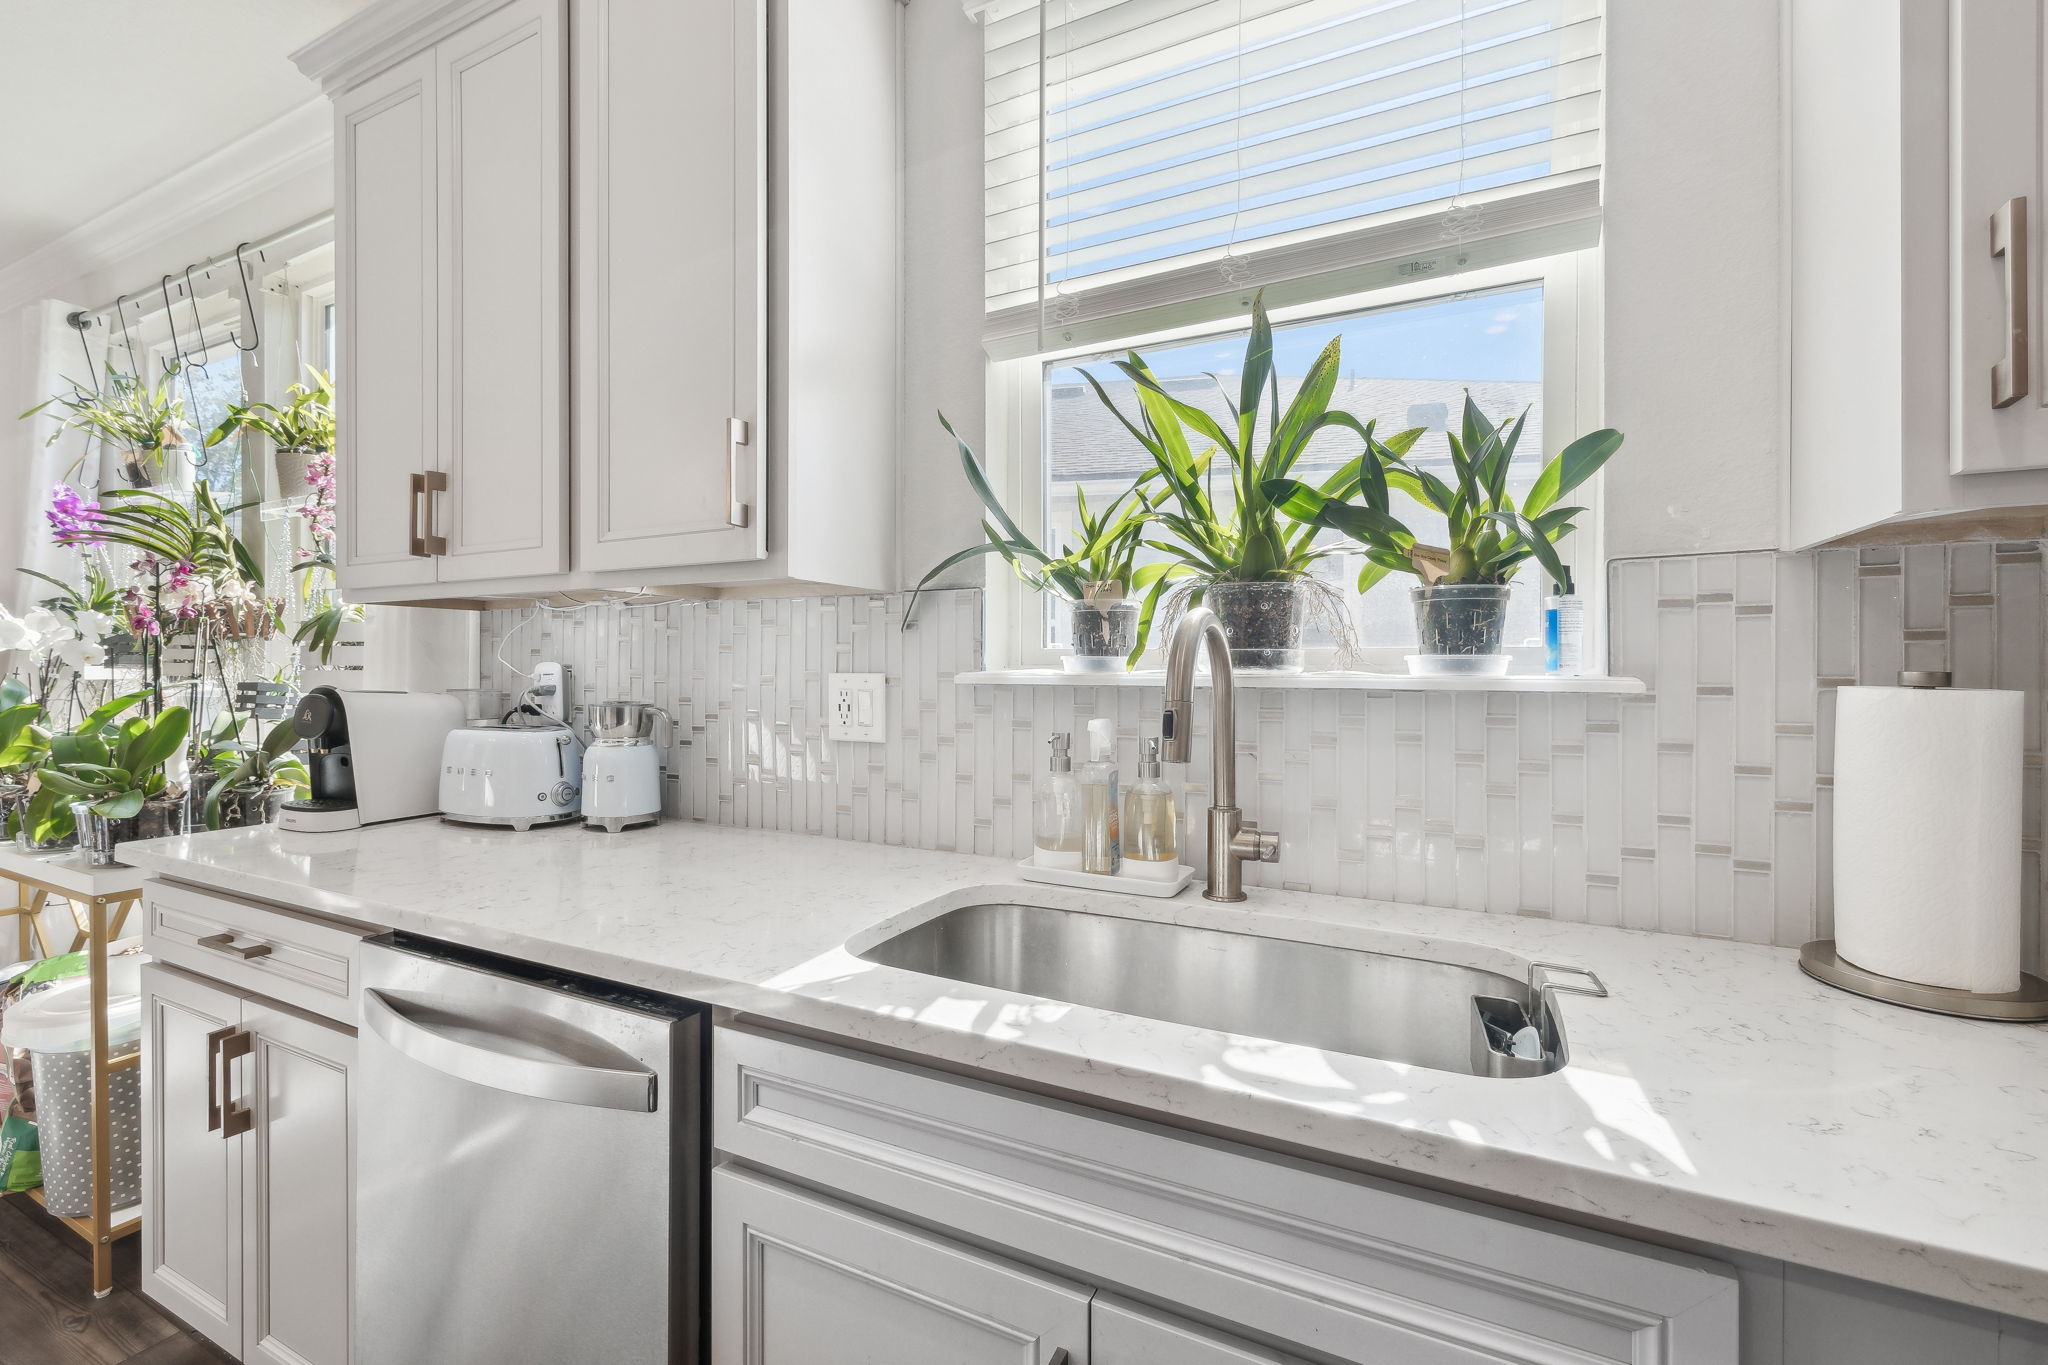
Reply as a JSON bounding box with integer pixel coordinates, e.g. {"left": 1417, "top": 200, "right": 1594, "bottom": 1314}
{"left": 5, "top": 299, "right": 93, "bottom": 615}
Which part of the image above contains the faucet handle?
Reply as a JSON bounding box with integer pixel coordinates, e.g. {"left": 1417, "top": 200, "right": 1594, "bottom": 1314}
{"left": 1230, "top": 825, "right": 1280, "bottom": 864}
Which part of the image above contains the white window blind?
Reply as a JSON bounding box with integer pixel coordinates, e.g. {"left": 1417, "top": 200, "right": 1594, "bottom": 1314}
{"left": 975, "top": 0, "right": 1604, "bottom": 356}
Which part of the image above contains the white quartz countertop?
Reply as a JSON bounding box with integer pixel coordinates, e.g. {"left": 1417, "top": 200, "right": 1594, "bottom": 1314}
{"left": 120, "top": 818, "right": 2048, "bottom": 1321}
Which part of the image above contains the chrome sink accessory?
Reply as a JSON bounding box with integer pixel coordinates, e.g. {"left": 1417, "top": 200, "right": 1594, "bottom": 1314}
{"left": 856, "top": 902, "right": 1591, "bottom": 1078}
{"left": 1160, "top": 606, "right": 1279, "bottom": 902}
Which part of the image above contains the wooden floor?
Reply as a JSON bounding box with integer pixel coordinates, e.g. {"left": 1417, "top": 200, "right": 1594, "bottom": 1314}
{"left": 0, "top": 1194, "right": 232, "bottom": 1365}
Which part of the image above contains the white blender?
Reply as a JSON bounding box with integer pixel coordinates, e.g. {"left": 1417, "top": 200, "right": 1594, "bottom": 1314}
{"left": 583, "top": 701, "right": 667, "bottom": 832}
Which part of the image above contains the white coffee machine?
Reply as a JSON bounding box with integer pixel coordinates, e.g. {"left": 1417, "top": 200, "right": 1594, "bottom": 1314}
{"left": 582, "top": 701, "right": 665, "bottom": 832}
{"left": 278, "top": 688, "right": 466, "bottom": 832}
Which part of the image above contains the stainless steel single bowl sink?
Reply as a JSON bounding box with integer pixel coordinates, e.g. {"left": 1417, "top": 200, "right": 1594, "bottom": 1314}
{"left": 855, "top": 902, "right": 1600, "bottom": 1078}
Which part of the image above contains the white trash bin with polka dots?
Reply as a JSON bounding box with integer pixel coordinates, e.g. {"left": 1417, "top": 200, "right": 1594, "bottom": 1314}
{"left": 0, "top": 961, "right": 142, "bottom": 1218}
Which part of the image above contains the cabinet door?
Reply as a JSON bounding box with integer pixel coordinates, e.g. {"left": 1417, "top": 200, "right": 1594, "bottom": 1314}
{"left": 436, "top": 0, "right": 569, "bottom": 582}
{"left": 712, "top": 1166, "right": 1090, "bottom": 1365}
{"left": 574, "top": 0, "right": 766, "bottom": 573}
{"left": 1952, "top": 0, "right": 2048, "bottom": 472}
{"left": 240, "top": 1002, "right": 353, "bottom": 1365}
{"left": 1094, "top": 1296, "right": 1306, "bottom": 1364}
{"left": 333, "top": 51, "right": 439, "bottom": 594}
{"left": 140, "top": 964, "right": 245, "bottom": 1356}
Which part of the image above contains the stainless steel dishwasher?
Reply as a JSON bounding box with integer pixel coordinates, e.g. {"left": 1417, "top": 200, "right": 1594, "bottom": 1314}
{"left": 355, "top": 933, "right": 705, "bottom": 1364}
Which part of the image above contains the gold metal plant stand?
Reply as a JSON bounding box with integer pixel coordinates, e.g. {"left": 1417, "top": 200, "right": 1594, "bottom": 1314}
{"left": 0, "top": 845, "right": 145, "bottom": 1298}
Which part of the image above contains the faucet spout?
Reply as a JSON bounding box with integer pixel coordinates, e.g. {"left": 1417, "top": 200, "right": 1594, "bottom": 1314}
{"left": 1158, "top": 605, "right": 1279, "bottom": 902}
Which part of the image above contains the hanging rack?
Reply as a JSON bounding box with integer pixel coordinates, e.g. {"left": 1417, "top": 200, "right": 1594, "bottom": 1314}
{"left": 62, "top": 311, "right": 100, "bottom": 394}
{"left": 179, "top": 265, "right": 212, "bottom": 369}
{"left": 156, "top": 276, "right": 185, "bottom": 376}
{"left": 68, "top": 210, "right": 333, "bottom": 333}
{"left": 227, "top": 242, "right": 261, "bottom": 352}
{"left": 113, "top": 297, "right": 141, "bottom": 380}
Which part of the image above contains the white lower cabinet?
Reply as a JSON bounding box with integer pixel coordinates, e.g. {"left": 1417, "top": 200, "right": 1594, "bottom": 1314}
{"left": 712, "top": 1166, "right": 1090, "bottom": 1365}
{"left": 1092, "top": 1297, "right": 1307, "bottom": 1365}
{"left": 142, "top": 963, "right": 353, "bottom": 1365}
{"left": 711, "top": 1025, "right": 1741, "bottom": 1365}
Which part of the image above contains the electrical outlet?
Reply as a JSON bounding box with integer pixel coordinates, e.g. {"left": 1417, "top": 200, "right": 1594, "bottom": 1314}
{"left": 828, "top": 673, "right": 886, "bottom": 743}
{"left": 529, "top": 662, "right": 568, "bottom": 723}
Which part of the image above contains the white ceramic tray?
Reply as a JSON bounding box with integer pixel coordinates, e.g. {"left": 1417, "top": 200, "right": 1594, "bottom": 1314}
{"left": 1015, "top": 858, "right": 1196, "bottom": 898}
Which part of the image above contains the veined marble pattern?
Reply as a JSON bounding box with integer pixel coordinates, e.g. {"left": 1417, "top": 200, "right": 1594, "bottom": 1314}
{"left": 477, "top": 541, "right": 2048, "bottom": 972}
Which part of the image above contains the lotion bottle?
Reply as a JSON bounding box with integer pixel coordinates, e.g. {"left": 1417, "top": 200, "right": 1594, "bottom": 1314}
{"left": 1033, "top": 733, "right": 1084, "bottom": 870}
{"left": 1079, "top": 717, "right": 1121, "bottom": 875}
{"left": 1121, "top": 736, "right": 1180, "bottom": 880}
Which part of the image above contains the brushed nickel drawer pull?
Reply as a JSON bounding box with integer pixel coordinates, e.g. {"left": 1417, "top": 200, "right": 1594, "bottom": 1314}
{"left": 1993, "top": 196, "right": 2029, "bottom": 408}
{"left": 197, "top": 931, "right": 273, "bottom": 960}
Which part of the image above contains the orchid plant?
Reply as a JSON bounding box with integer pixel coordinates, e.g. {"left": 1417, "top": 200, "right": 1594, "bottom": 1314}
{"left": 21, "top": 368, "right": 192, "bottom": 486}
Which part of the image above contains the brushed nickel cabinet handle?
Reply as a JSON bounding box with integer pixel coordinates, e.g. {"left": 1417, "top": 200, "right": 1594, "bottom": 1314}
{"left": 727, "top": 418, "right": 752, "bottom": 529}
{"left": 409, "top": 472, "right": 430, "bottom": 557}
{"left": 205, "top": 1025, "right": 231, "bottom": 1133}
{"left": 421, "top": 469, "right": 449, "bottom": 555}
{"left": 1993, "top": 196, "right": 2029, "bottom": 408}
{"left": 219, "top": 1029, "right": 254, "bottom": 1140}
{"left": 197, "top": 931, "right": 273, "bottom": 960}
{"left": 1046, "top": 1350, "right": 1071, "bottom": 1365}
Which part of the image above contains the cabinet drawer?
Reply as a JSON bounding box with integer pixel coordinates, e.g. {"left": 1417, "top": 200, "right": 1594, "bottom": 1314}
{"left": 143, "top": 880, "right": 374, "bottom": 1025}
{"left": 715, "top": 1024, "right": 1739, "bottom": 1365}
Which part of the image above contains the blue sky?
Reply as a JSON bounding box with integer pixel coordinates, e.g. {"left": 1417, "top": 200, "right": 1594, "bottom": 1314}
{"left": 1050, "top": 283, "right": 1544, "bottom": 388}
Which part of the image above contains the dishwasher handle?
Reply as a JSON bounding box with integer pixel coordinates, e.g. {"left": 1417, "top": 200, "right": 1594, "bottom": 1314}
{"left": 362, "top": 988, "right": 659, "bottom": 1112}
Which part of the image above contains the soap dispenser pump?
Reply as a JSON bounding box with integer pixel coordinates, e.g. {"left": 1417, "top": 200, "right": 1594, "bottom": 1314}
{"left": 1121, "top": 736, "right": 1180, "bottom": 880}
{"left": 1034, "top": 732, "right": 1084, "bottom": 870}
{"left": 1080, "top": 717, "right": 1121, "bottom": 875}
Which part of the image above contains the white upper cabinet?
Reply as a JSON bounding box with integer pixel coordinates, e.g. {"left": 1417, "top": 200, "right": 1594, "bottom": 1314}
{"left": 574, "top": 0, "right": 764, "bottom": 574}
{"left": 332, "top": 53, "right": 437, "bottom": 593}
{"left": 435, "top": 0, "right": 568, "bottom": 583}
{"left": 297, "top": 0, "right": 897, "bottom": 603}
{"left": 1790, "top": 0, "right": 2048, "bottom": 547}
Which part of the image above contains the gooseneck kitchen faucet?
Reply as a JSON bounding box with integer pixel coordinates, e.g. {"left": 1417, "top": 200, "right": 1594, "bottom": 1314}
{"left": 1159, "top": 607, "right": 1280, "bottom": 902}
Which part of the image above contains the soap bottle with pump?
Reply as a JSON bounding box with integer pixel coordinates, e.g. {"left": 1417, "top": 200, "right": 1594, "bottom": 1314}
{"left": 1080, "top": 717, "right": 1121, "bottom": 875}
{"left": 1121, "top": 736, "right": 1180, "bottom": 880}
{"left": 1033, "top": 733, "right": 1084, "bottom": 870}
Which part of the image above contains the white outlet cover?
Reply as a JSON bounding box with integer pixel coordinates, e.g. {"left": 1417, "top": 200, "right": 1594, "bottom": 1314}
{"left": 529, "top": 661, "right": 568, "bottom": 723}
{"left": 828, "top": 672, "right": 887, "bottom": 743}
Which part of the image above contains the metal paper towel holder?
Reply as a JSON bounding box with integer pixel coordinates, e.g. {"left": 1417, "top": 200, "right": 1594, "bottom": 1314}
{"left": 1799, "top": 670, "right": 2048, "bottom": 1021}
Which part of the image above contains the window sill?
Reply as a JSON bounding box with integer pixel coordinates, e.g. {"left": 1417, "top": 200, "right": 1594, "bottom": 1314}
{"left": 954, "top": 669, "right": 1645, "bottom": 695}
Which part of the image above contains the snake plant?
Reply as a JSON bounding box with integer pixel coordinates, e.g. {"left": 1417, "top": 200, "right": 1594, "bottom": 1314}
{"left": 1078, "top": 292, "right": 1423, "bottom": 657}
{"left": 908, "top": 412, "right": 1157, "bottom": 622}
{"left": 1264, "top": 392, "right": 1624, "bottom": 592}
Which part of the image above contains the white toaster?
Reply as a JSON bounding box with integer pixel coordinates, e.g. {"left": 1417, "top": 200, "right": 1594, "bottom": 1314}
{"left": 439, "top": 724, "right": 586, "bottom": 830}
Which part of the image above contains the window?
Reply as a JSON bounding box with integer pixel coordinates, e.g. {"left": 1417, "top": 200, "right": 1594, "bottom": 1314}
{"left": 972, "top": 0, "right": 1606, "bottom": 671}
{"left": 987, "top": 252, "right": 1598, "bottom": 670}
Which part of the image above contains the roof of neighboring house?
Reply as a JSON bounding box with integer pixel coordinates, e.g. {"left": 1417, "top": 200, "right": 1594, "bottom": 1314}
{"left": 1047, "top": 374, "right": 1545, "bottom": 484}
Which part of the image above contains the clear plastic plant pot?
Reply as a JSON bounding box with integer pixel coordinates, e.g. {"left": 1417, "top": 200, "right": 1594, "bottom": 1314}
{"left": 1063, "top": 602, "right": 1139, "bottom": 673}
{"left": 1410, "top": 583, "right": 1514, "bottom": 661}
{"left": 1204, "top": 580, "right": 1305, "bottom": 673}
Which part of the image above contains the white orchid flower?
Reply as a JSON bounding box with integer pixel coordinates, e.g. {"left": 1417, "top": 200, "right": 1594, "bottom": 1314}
{"left": 0, "top": 608, "right": 38, "bottom": 653}
{"left": 72, "top": 609, "right": 116, "bottom": 640}
{"left": 51, "top": 636, "right": 105, "bottom": 671}
{"left": 21, "top": 608, "right": 62, "bottom": 638}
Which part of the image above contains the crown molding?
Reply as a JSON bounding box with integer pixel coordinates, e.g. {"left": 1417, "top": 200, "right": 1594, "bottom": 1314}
{"left": 293, "top": 0, "right": 515, "bottom": 93}
{"left": 0, "top": 98, "right": 333, "bottom": 317}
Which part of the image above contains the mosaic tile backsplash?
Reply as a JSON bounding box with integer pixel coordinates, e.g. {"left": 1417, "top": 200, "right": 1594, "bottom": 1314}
{"left": 478, "top": 541, "right": 2048, "bottom": 972}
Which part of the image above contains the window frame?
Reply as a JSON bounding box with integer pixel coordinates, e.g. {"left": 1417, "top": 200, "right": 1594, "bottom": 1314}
{"left": 983, "top": 249, "right": 1606, "bottom": 673}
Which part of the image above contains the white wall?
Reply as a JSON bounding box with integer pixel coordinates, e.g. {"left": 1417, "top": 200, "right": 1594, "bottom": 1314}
{"left": 1599, "top": 0, "right": 1785, "bottom": 558}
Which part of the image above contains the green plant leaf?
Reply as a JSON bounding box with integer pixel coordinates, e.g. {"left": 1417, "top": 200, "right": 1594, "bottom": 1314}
{"left": 1524, "top": 428, "right": 1625, "bottom": 516}
{"left": 91, "top": 788, "right": 146, "bottom": 820}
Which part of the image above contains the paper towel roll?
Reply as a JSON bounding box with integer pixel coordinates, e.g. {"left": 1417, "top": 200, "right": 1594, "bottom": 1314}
{"left": 1833, "top": 685, "right": 2024, "bottom": 993}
